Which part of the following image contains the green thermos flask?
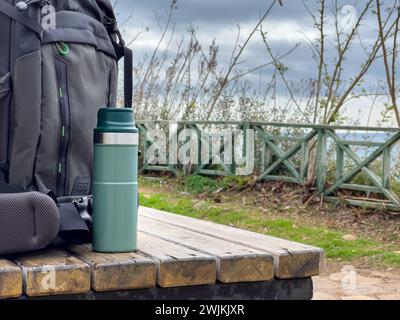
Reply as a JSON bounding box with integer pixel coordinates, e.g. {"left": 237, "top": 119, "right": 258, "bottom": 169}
{"left": 92, "top": 108, "right": 139, "bottom": 253}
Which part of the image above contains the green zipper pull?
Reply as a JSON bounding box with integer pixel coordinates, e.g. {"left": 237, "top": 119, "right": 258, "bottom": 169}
{"left": 56, "top": 42, "right": 69, "bottom": 56}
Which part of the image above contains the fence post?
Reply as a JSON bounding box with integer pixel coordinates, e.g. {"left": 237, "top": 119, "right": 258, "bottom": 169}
{"left": 230, "top": 128, "right": 236, "bottom": 175}
{"left": 236, "top": 122, "right": 250, "bottom": 176}
{"left": 137, "top": 123, "right": 149, "bottom": 173}
{"left": 259, "top": 126, "right": 270, "bottom": 174}
{"left": 242, "top": 122, "right": 249, "bottom": 158}
{"left": 300, "top": 141, "right": 308, "bottom": 183}
{"left": 336, "top": 144, "right": 344, "bottom": 180}
{"left": 186, "top": 124, "right": 201, "bottom": 175}
{"left": 382, "top": 146, "right": 392, "bottom": 189}
{"left": 316, "top": 129, "right": 327, "bottom": 194}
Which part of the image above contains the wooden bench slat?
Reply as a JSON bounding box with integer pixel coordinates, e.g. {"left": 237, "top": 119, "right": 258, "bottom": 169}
{"left": 68, "top": 244, "right": 157, "bottom": 292}
{"left": 137, "top": 232, "right": 216, "bottom": 288}
{"left": 0, "top": 258, "right": 22, "bottom": 299}
{"left": 139, "top": 216, "right": 274, "bottom": 284}
{"left": 13, "top": 249, "right": 90, "bottom": 297}
{"left": 140, "top": 207, "right": 325, "bottom": 279}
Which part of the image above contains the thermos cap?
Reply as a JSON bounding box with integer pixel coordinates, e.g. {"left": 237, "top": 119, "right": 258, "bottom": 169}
{"left": 95, "top": 108, "right": 138, "bottom": 134}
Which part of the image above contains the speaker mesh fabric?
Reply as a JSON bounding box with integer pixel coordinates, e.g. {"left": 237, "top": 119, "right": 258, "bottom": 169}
{"left": 0, "top": 192, "right": 60, "bottom": 255}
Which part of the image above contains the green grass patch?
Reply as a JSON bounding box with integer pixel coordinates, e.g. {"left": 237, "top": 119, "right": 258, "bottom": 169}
{"left": 183, "top": 175, "right": 250, "bottom": 195}
{"left": 184, "top": 175, "right": 219, "bottom": 194}
{"left": 139, "top": 189, "right": 400, "bottom": 267}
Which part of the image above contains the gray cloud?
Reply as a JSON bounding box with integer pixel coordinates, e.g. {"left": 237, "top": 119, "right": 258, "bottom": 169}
{"left": 114, "top": 0, "right": 393, "bottom": 120}
{"left": 115, "top": 0, "right": 317, "bottom": 31}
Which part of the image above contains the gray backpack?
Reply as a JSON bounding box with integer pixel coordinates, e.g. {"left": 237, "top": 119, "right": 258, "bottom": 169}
{"left": 0, "top": 0, "right": 132, "bottom": 197}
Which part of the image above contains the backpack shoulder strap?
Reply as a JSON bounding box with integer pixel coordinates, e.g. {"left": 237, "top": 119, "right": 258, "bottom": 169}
{"left": 0, "top": 1, "right": 42, "bottom": 36}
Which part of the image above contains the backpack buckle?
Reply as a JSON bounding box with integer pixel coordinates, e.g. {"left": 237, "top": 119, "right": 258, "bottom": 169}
{"left": 72, "top": 196, "right": 93, "bottom": 225}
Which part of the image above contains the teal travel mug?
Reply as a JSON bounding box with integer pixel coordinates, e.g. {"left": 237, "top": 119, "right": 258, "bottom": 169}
{"left": 92, "top": 108, "right": 139, "bottom": 253}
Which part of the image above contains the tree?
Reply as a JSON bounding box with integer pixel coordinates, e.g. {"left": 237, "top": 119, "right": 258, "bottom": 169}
{"left": 376, "top": 0, "right": 400, "bottom": 126}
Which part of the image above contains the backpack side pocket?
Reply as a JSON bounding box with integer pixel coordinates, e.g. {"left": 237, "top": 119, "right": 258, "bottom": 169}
{"left": 0, "top": 72, "right": 11, "bottom": 181}
{"left": 8, "top": 51, "right": 42, "bottom": 190}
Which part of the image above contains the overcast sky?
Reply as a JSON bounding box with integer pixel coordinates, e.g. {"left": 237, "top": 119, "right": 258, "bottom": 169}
{"left": 113, "top": 0, "right": 396, "bottom": 126}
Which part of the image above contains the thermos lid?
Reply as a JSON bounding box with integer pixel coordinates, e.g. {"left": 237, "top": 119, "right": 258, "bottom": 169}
{"left": 95, "top": 108, "right": 138, "bottom": 133}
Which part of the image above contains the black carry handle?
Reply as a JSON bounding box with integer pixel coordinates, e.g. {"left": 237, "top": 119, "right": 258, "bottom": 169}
{"left": 111, "top": 36, "right": 133, "bottom": 109}
{"left": 115, "top": 29, "right": 133, "bottom": 109}
{"left": 123, "top": 46, "right": 133, "bottom": 109}
{"left": 104, "top": 12, "right": 133, "bottom": 109}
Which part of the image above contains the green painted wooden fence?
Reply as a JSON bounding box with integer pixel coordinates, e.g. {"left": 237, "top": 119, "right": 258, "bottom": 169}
{"left": 137, "top": 121, "right": 400, "bottom": 211}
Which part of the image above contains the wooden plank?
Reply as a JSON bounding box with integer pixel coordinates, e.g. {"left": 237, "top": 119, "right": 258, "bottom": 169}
{"left": 340, "top": 183, "right": 382, "bottom": 194}
{"left": 338, "top": 140, "right": 383, "bottom": 147}
{"left": 13, "top": 249, "right": 90, "bottom": 297}
{"left": 137, "top": 232, "right": 216, "bottom": 288}
{"left": 138, "top": 217, "right": 274, "bottom": 284}
{"left": 325, "top": 196, "right": 400, "bottom": 211}
{"left": 140, "top": 207, "right": 325, "bottom": 279}
{"left": 0, "top": 259, "right": 22, "bottom": 299}
{"left": 268, "top": 136, "right": 302, "bottom": 142}
{"left": 68, "top": 244, "right": 157, "bottom": 292}
{"left": 264, "top": 175, "right": 300, "bottom": 184}
{"left": 197, "top": 169, "right": 231, "bottom": 177}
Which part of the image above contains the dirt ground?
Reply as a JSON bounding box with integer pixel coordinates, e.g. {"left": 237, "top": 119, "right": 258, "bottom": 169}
{"left": 313, "top": 263, "right": 400, "bottom": 300}
{"left": 222, "top": 181, "right": 400, "bottom": 245}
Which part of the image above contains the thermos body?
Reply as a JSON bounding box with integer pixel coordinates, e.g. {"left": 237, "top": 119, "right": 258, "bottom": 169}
{"left": 92, "top": 109, "right": 139, "bottom": 253}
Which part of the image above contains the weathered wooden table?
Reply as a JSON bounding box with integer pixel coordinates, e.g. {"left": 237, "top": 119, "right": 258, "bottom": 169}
{"left": 0, "top": 207, "right": 324, "bottom": 300}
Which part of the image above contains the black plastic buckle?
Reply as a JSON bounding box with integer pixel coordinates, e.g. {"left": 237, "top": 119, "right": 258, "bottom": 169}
{"left": 72, "top": 196, "right": 93, "bottom": 225}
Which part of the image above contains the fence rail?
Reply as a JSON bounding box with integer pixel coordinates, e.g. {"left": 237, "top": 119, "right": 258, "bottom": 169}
{"left": 137, "top": 121, "right": 400, "bottom": 211}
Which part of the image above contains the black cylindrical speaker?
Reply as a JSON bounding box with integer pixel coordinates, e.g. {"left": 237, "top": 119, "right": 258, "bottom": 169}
{"left": 0, "top": 192, "right": 60, "bottom": 255}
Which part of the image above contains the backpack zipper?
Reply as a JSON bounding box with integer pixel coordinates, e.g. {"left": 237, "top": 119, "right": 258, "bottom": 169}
{"left": 54, "top": 56, "right": 71, "bottom": 197}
